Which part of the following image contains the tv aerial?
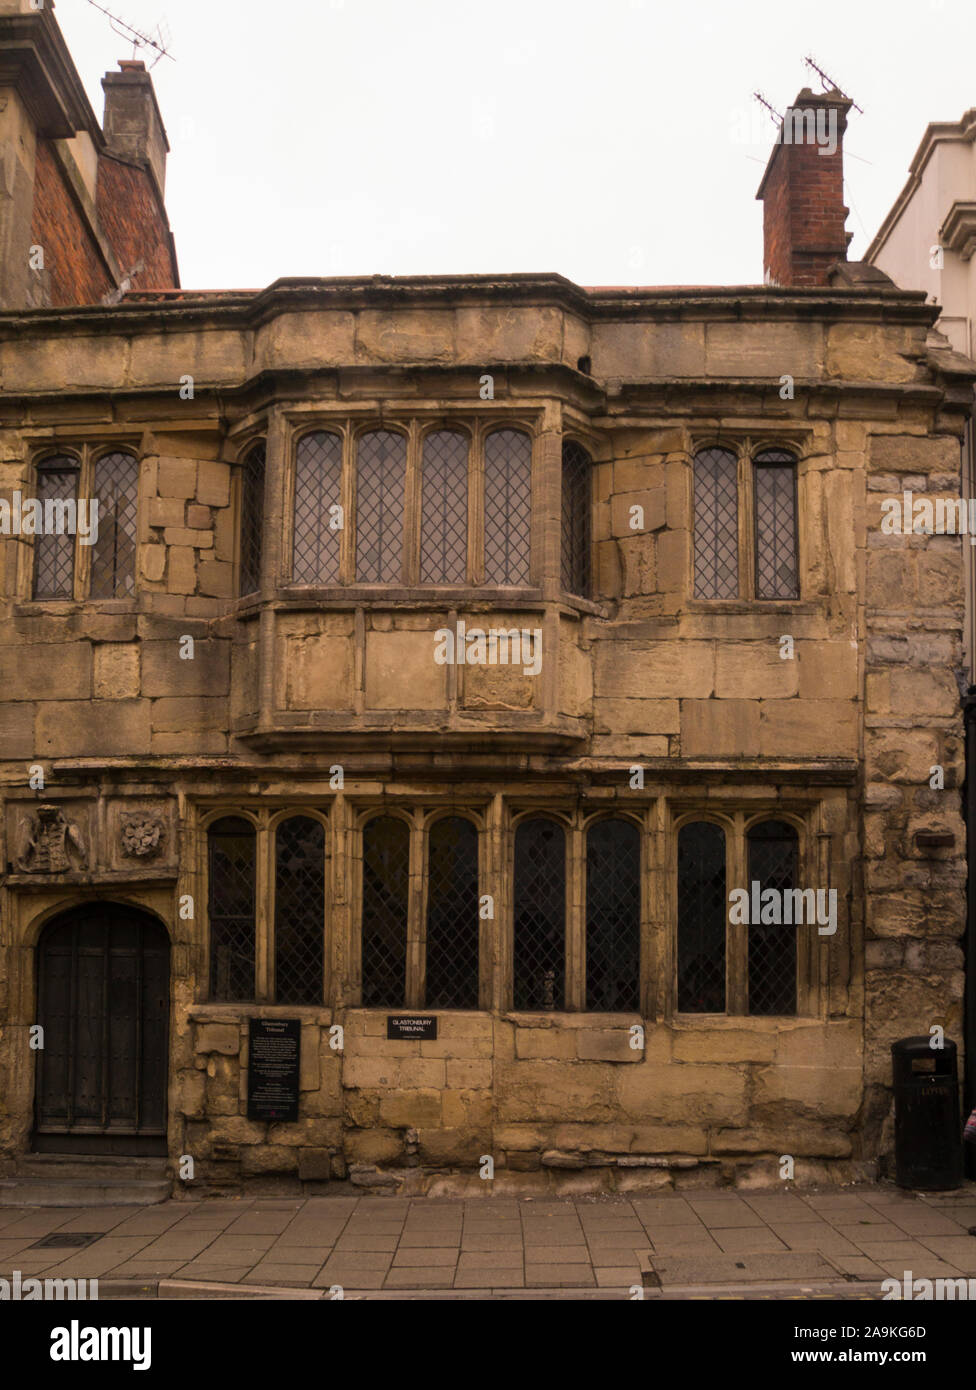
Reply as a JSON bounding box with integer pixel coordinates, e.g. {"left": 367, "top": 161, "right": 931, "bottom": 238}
{"left": 83, "top": 0, "right": 174, "bottom": 68}
{"left": 803, "top": 56, "right": 863, "bottom": 114}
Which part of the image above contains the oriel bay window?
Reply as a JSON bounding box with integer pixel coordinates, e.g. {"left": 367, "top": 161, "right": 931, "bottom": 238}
{"left": 359, "top": 811, "right": 483, "bottom": 1009}
{"left": 283, "top": 421, "right": 534, "bottom": 589}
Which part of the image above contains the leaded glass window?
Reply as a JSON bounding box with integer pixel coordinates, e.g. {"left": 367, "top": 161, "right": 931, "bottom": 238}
{"left": 561, "top": 441, "right": 591, "bottom": 598}
{"left": 361, "top": 815, "right": 409, "bottom": 1006}
{"left": 484, "top": 429, "right": 531, "bottom": 585}
{"left": 91, "top": 451, "right": 138, "bottom": 598}
{"left": 513, "top": 818, "right": 565, "bottom": 1010}
{"left": 754, "top": 449, "right": 799, "bottom": 599}
{"left": 208, "top": 816, "right": 256, "bottom": 1001}
{"left": 356, "top": 430, "right": 406, "bottom": 583}
{"left": 693, "top": 447, "right": 738, "bottom": 598}
{"left": 421, "top": 430, "right": 468, "bottom": 584}
{"left": 585, "top": 818, "right": 640, "bottom": 1011}
{"left": 677, "top": 821, "right": 727, "bottom": 1012}
{"left": 33, "top": 456, "right": 79, "bottom": 599}
{"left": 425, "top": 816, "right": 479, "bottom": 1008}
{"left": 239, "top": 442, "right": 266, "bottom": 595}
{"left": 747, "top": 819, "right": 798, "bottom": 1016}
{"left": 275, "top": 816, "right": 325, "bottom": 1005}
{"left": 293, "top": 431, "right": 342, "bottom": 584}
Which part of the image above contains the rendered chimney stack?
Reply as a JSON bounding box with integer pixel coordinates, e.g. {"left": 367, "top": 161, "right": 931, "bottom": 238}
{"left": 101, "top": 58, "right": 169, "bottom": 195}
{"left": 756, "top": 88, "right": 853, "bottom": 287}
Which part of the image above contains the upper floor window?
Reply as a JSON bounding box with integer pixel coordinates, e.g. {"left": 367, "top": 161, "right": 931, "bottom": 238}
{"left": 293, "top": 431, "right": 342, "bottom": 585}
{"left": 421, "top": 430, "right": 469, "bottom": 584}
{"left": 284, "top": 421, "right": 534, "bottom": 592}
{"left": 32, "top": 447, "right": 139, "bottom": 601}
{"left": 33, "top": 455, "right": 80, "bottom": 599}
{"left": 692, "top": 445, "right": 799, "bottom": 600}
{"left": 356, "top": 430, "right": 407, "bottom": 583}
{"left": 91, "top": 451, "right": 138, "bottom": 598}
{"left": 239, "top": 441, "right": 266, "bottom": 596}
{"left": 753, "top": 449, "right": 799, "bottom": 599}
{"left": 561, "top": 440, "right": 592, "bottom": 598}
{"left": 484, "top": 428, "right": 531, "bottom": 585}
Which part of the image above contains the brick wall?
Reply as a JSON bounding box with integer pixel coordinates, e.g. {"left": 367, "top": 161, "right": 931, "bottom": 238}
{"left": 29, "top": 140, "right": 114, "bottom": 307}
{"left": 96, "top": 154, "right": 177, "bottom": 291}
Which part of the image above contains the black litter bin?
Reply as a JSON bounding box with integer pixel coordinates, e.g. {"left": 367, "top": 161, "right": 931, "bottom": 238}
{"left": 891, "top": 1036, "right": 963, "bottom": 1190}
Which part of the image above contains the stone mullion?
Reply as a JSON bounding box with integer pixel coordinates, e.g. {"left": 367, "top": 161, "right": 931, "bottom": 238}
{"left": 645, "top": 798, "right": 665, "bottom": 1020}
{"left": 74, "top": 445, "right": 94, "bottom": 600}
{"left": 565, "top": 818, "right": 586, "bottom": 1011}
{"left": 535, "top": 408, "right": 562, "bottom": 598}
{"left": 728, "top": 810, "right": 748, "bottom": 1015}
{"left": 254, "top": 809, "right": 272, "bottom": 1003}
{"left": 340, "top": 422, "right": 355, "bottom": 584}
{"left": 405, "top": 811, "right": 425, "bottom": 1009}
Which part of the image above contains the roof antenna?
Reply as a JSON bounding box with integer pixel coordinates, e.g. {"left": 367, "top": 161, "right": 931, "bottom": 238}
{"left": 753, "top": 92, "right": 783, "bottom": 126}
{"left": 803, "top": 56, "right": 863, "bottom": 114}
{"left": 83, "top": 0, "right": 175, "bottom": 68}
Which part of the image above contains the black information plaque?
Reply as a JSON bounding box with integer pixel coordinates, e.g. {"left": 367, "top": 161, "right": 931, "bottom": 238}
{"left": 247, "top": 1018, "right": 301, "bottom": 1122}
{"left": 387, "top": 1015, "right": 437, "bottom": 1040}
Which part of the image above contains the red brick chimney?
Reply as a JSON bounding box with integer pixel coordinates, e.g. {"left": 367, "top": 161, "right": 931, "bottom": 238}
{"left": 756, "top": 88, "right": 853, "bottom": 287}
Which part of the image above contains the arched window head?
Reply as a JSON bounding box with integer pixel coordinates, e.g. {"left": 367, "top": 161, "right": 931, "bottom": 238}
{"left": 425, "top": 816, "right": 479, "bottom": 1007}
{"left": 33, "top": 455, "right": 79, "bottom": 599}
{"left": 561, "top": 441, "right": 591, "bottom": 598}
{"left": 361, "top": 815, "right": 409, "bottom": 1006}
{"left": 677, "top": 821, "right": 727, "bottom": 1012}
{"left": 356, "top": 431, "right": 406, "bottom": 583}
{"left": 293, "top": 432, "right": 342, "bottom": 585}
{"left": 208, "top": 816, "right": 256, "bottom": 1001}
{"left": 747, "top": 819, "right": 799, "bottom": 1015}
{"left": 484, "top": 430, "right": 531, "bottom": 585}
{"left": 586, "top": 818, "right": 640, "bottom": 1011}
{"left": 421, "top": 431, "right": 468, "bottom": 584}
{"left": 91, "top": 451, "right": 138, "bottom": 598}
{"left": 753, "top": 449, "right": 799, "bottom": 599}
{"left": 513, "top": 818, "right": 565, "bottom": 1009}
{"left": 693, "top": 447, "right": 738, "bottom": 598}
{"left": 275, "top": 815, "right": 325, "bottom": 1004}
{"left": 239, "top": 442, "right": 266, "bottom": 595}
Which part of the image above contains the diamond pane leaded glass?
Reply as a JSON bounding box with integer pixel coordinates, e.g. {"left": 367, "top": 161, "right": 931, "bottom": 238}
{"left": 561, "top": 441, "right": 592, "bottom": 598}
{"left": 91, "top": 451, "right": 138, "bottom": 598}
{"left": 208, "top": 817, "right": 256, "bottom": 1001}
{"left": 239, "top": 442, "right": 266, "bottom": 595}
{"left": 693, "top": 447, "right": 738, "bottom": 598}
{"left": 586, "top": 818, "right": 640, "bottom": 1011}
{"left": 275, "top": 815, "right": 325, "bottom": 1005}
{"left": 754, "top": 450, "right": 799, "bottom": 599}
{"left": 513, "top": 818, "right": 565, "bottom": 1010}
{"left": 361, "top": 815, "right": 409, "bottom": 1007}
{"left": 33, "top": 456, "right": 78, "bottom": 599}
{"left": 484, "top": 429, "right": 531, "bottom": 585}
{"left": 421, "top": 431, "right": 468, "bottom": 584}
{"left": 677, "top": 821, "right": 727, "bottom": 1012}
{"left": 293, "top": 432, "right": 342, "bottom": 584}
{"left": 356, "top": 431, "right": 406, "bottom": 583}
{"left": 425, "top": 816, "right": 479, "bottom": 1008}
{"left": 747, "top": 819, "right": 798, "bottom": 1016}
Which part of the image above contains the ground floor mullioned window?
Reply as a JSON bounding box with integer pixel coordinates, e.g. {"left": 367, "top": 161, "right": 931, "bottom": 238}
{"left": 203, "top": 800, "right": 834, "bottom": 1019}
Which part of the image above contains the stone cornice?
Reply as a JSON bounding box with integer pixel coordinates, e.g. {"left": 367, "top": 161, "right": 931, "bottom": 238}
{"left": 0, "top": 9, "right": 102, "bottom": 141}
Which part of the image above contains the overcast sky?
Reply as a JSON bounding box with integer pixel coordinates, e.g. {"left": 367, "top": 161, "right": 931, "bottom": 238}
{"left": 55, "top": 0, "right": 976, "bottom": 291}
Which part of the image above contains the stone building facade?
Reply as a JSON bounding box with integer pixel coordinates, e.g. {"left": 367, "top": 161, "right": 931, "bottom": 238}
{"left": 0, "top": 10, "right": 971, "bottom": 1196}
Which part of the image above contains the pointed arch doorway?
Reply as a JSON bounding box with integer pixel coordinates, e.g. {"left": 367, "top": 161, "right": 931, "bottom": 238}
{"left": 34, "top": 903, "right": 170, "bottom": 1155}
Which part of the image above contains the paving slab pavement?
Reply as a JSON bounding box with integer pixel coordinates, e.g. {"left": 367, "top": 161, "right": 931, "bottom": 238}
{"left": 0, "top": 1182, "right": 974, "bottom": 1298}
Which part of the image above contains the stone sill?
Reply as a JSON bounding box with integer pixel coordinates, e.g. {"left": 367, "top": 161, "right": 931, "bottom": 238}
{"left": 188, "top": 1004, "right": 333, "bottom": 1024}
